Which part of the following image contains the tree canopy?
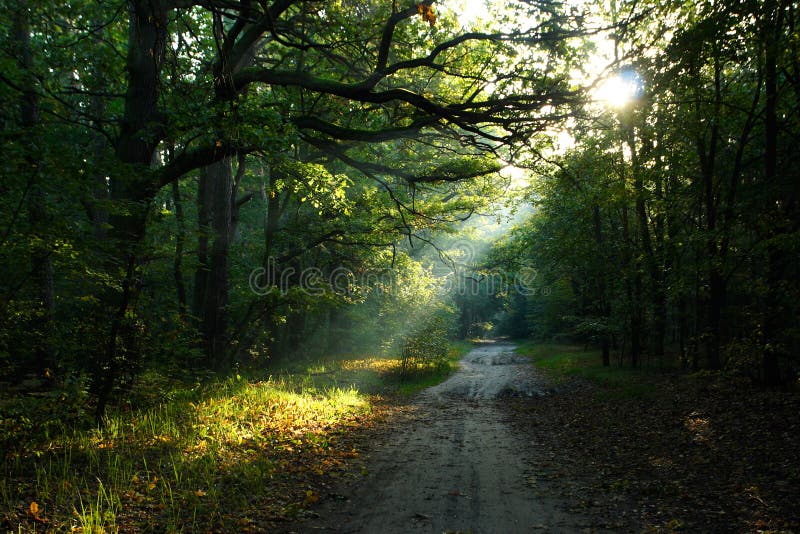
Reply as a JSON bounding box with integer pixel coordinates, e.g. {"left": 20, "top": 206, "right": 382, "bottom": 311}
{"left": 3, "top": 0, "right": 800, "bottom": 530}
{"left": 486, "top": 0, "right": 799, "bottom": 382}
{"left": 1, "top": 0, "right": 798, "bottom": 414}
{"left": 0, "top": 0, "right": 588, "bottom": 416}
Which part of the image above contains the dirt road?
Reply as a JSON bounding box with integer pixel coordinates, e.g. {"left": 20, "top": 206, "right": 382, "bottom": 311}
{"left": 290, "top": 341, "right": 600, "bottom": 533}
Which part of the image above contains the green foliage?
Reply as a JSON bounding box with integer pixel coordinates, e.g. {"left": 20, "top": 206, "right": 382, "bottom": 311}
{"left": 0, "top": 0, "right": 586, "bottom": 417}
{"left": 516, "top": 343, "right": 656, "bottom": 400}
{"left": 395, "top": 341, "right": 471, "bottom": 395}
{"left": 399, "top": 309, "right": 457, "bottom": 379}
{"left": 0, "top": 341, "right": 474, "bottom": 530}
{"left": 491, "top": 0, "right": 800, "bottom": 380}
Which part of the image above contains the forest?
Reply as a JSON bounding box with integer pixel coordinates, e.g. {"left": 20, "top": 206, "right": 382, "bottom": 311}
{"left": 1, "top": 0, "right": 799, "bottom": 531}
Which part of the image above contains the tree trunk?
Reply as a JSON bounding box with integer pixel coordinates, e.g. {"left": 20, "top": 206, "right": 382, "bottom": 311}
{"left": 263, "top": 168, "right": 282, "bottom": 267}
{"left": 193, "top": 168, "right": 212, "bottom": 323}
{"left": 12, "top": 1, "right": 56, "bottom": 373}
{"left": 94, "top": 0, "right": 168, "bottom": 420}
{"left": 172, "top": 180, "right": 188, "bottom": 320}
{"left": 619, "top": 158, "right": 640, "bottom": 367}
{"left": 193, "top": 154, "right": 253, "bottom": 368}
{"left": 693, "top": 51, "right": 723, "bottom": 370}
{"left": 762, "top": 0, "right": 783, "bottom": 385}
{"left": 628, "top": 125, "right": 666, "bottom": 364}
{"left": 201, "top": 158, "right": 234, "bottom": 368}
{"left": 651, "top": 135, "right": 667, "bottom": 365}
{"left": 592, "top": 204, "right": 610, "bottom": 367}
{"left": 622, "top": 203, "right": 640, "bottom": 367}
{"left": 194, "top": 12, "right": 258, "bottom": 367}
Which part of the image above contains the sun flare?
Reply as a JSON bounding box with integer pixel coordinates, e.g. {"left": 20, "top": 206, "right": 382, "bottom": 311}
{"left": 450, "top": 0, "right": 485, "bottom": 29}
{"left": 593, "top": 73, "right": 641, "bottom": 109}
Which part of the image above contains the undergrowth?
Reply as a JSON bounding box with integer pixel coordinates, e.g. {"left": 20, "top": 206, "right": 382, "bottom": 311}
{"left": 0, "top": 341, "right": 471, "bottom": 532}
{"left": 515, "top": 342, "right": 664, "bottom": 400}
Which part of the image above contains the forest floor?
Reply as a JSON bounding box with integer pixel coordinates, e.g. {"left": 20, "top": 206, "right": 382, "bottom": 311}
{"left": 3, "top": 342, "right": 799, "bottom": 532}
{"left": 508, "top": 344, "right": 800, "bottom": 533}
{"left": 279, "top": 341, "right": 608, "bottom": 533}
{"left": 284, "top": 342, "right": 800, "bottom": 534}
{"left": 0, "top": 345, "right": 470, "bottom": 533}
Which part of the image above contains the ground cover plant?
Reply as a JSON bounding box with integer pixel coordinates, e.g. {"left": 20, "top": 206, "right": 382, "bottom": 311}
{"left": 0, "top": 342, "right": 470, "bottom": 532}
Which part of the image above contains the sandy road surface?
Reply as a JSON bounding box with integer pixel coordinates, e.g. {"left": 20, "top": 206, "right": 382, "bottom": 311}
{"left": 290, "top": 341, "right": 594, "bottom": 533}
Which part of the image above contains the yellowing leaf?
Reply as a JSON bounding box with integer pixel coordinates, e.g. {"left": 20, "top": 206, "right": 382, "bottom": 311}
{"left": 195, "top": 489, "right": 206, "bottom": 497}
{"left": 29, "top": 501, "right": 39, "bottom": 514}
{"left": 417, "top": 3, "right": 436, "bottom": 26}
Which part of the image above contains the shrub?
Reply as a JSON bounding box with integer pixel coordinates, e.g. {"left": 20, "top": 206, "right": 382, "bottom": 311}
{"left": 399, "top": 311, "right": 456, "bottom": 379}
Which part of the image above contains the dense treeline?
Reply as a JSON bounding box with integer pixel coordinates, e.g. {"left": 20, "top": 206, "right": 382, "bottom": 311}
{"left": 0, "top": 0, "right": 585, "bottom": 417}
{"left": 3, "top": 0, "right": 797, "bottom": 424}
{"left": 492, "top": 0, "right": 799, "bottom": 383}
{"left": 4, "top": 1, "right": 800, "bottom": 531}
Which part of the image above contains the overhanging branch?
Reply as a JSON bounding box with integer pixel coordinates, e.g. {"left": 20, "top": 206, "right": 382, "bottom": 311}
{"left": 292, "top": 115, "right": 439, "bottom": 142}
{"left": 158, "top": 141, "right": 251, "bottom": 189}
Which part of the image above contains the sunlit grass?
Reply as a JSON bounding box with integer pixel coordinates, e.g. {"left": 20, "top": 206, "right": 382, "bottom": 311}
{"left": 1, "top": 376, "right": 372, "bottom": 531}
{"left": 1, "top": 341, "right": 472, "bottom": 531}
{"left": 292, "top": 339, "right": 472, "bottom": 396}
{"left": 396, "top": 341, "right": 470, "bottom": 395}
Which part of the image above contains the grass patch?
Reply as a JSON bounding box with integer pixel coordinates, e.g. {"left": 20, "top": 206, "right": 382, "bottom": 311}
{"left": 515, "top": 341, "right": 657, "bottom": 400}
{"left": 0, "top": 340, "right": 471, "bottom": 532}
{"left": 2, "top": 375, "right": 371, "bottom": 532}
{"left": 282, "top": 339, "right": 473, "bottom": 397}
{"left": 393, "top": 340, "right": 472, "bottom": 396}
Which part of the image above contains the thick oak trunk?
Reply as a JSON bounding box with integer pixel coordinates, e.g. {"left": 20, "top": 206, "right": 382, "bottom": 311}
{"left": 94, "top": 0, "right": 168, "bottom": 419}
{"left": 203, "top": 158, "right": 234, "bottom": 368}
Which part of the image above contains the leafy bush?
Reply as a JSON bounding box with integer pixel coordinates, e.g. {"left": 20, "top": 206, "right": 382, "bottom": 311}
{"left": 399, "top": 310, "right": 457, "bottom": 379}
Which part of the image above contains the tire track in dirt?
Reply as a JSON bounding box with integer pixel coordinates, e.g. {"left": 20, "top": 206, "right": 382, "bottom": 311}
{"left": 287, "top": 341, "right": 601, "bottom": 533}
